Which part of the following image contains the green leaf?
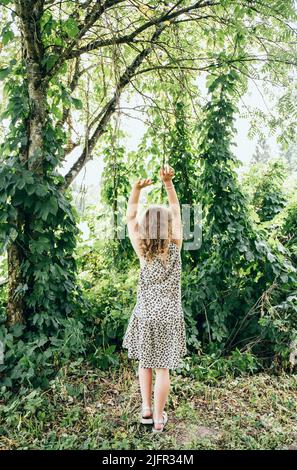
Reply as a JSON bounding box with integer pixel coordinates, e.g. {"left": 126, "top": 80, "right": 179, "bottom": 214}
{"left": 29, "top": 236, "right": 51, "bottom": 254}
{"left": 63, "top": 18, "right": 79, "bottom": 38}
{"left": 71, "top": 97, "right": 83, "bottom": 109}
{"left": 0, "top": 67, "right": 10, "bottom": 81}
{"left": 43, "top": 54, "right": 59, "bottom": 72}
{"left": 2, "top": 377, "right": 12, "bottom": 387}
{"left": 35, "top": 184, "right": 48, "bottom": 197}
{"left": 25, "top": 184, "right": 35, "bottom": 196}
{"left": 48, "top": 195, "right": 58, "bottom": 215}
{"left": 35, "top": 195, "right": 58, "bottom": 221}
{"left": 2, "top": 29, "right": 14, "bottom": 45}
{"left": 11, "top": 324, "right": 25, "bottom": 338}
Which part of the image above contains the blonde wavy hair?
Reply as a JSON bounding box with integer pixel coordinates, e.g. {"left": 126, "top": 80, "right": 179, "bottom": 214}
{"left": 138, "top": 204, "right": 173, "bottom": 265}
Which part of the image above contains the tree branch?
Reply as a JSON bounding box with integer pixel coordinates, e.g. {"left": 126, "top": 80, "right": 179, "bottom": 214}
{"left": 48, "top": 0, "right": 219, "bottom": 75}
{"left": 44, "top": 0, "right": 126, "bottom": 81}
{"left": 63, "top": 25, "right": 165, "bottom": 188}
{"left": 57, "top": 56, "right": 81, "bottom": 129}
{"left": 71, "top": 1, "right": 220, "bottom": 56}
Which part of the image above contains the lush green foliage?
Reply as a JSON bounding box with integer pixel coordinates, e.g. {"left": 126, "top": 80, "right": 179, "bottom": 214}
{"left": 282, "top": 196, "right": 297, "bottom": 262}
{"left": 99, "top": 129, "right": 136, "bottom": 264}
{"left": 1, "top": 0, "right": 297, "bottom": 398}
{"left": 1, "top": 358, "right": 297, "bottom": 450}
{"left": 243, "top": 159, "right": 287, "bottom": 222}
{"left": 0, "top": 66, "right": 84, "bottom": 390}
{"left": 76, "top": 239, "right": 138, "bottom": 369}
{"left": 183, "top": 69, "right": 296, "bottom": 359}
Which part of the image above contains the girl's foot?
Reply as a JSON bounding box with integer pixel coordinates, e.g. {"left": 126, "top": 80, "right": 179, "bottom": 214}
{"left": 152, "top": 411, "right": 168, "bottom": 433}
{"left": 140, "top": 406, "right": 153, "bottom": 424}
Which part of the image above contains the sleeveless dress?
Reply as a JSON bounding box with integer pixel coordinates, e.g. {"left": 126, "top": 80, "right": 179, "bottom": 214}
{"left": 122, "top": 242, "right": 187, "bottom": 369}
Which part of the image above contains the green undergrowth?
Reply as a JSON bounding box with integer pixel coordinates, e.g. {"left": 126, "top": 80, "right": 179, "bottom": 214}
{"left": 1, "top": 353, "right": 297, "bottom": 450}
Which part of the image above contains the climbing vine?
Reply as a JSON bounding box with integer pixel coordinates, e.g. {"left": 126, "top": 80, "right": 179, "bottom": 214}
{"left": 0, "top": 65, "right": 85, "bottom": 389}
{"left": 184, "top": 66, "right": 297, "bottom": 357}
{"left": 252, "top": 160, "right": 287, "bottom": 222}
{"left": 100, "top": 125, "right": 132, "bottom": 264}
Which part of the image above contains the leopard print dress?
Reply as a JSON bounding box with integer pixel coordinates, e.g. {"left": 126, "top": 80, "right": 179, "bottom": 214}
{"left": 122, "top": 242, "right": 187, "bottom": 369}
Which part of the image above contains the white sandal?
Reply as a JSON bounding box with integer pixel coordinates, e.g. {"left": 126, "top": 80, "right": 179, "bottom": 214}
{"left": 140, "top": 406, "right": 153, "bottom": 424}
{"left": 152, "top": 411, "right": 168, "bottom": 433}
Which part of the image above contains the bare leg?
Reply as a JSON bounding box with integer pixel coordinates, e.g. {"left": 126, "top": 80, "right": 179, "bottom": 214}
{"left": 138, "top": 363, "right": 153, "bottom": 417}
{"left": 154, "top": 368, "right": 170, "bottom": 430}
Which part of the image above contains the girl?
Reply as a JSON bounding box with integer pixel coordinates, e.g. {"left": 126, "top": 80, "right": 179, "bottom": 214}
{"left": 123, "top": 165, "right": 187, "bottom": 433}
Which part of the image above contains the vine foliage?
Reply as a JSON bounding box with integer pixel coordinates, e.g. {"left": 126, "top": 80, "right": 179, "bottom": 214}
{"left": 183, "top": 67, "right": 297, "bottom": 357}
{"left": 0, "top": 65, "right": 85, "bottom": 389}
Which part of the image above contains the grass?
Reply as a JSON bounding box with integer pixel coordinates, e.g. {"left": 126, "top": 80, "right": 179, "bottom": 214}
{"left": 1, "top": 353, "right": 297, "bottom": 450}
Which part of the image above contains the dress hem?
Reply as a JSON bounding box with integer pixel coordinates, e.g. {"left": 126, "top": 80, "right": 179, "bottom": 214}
{"left": 123, "top": 346, "right": 188, "bottom": 370}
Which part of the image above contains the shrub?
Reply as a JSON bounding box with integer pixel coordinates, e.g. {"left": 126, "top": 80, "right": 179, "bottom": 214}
{"left": 179, "top": 349, "right": 260, "bottom": 383}
{"left": 259, "top": 285, "right": 297, "bottom": 370}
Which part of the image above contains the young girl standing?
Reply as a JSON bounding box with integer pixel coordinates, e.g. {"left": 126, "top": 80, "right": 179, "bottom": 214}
{"left": 123, "top": 165, "right": 187, "bottom": 433}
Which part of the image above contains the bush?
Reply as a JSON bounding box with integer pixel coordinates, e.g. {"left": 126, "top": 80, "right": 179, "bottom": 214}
{"left": 76, "top": 256, "right": 138, "bottom": 350}
{"left": 281, "top": 197, "right": 297, "bottom": 262}
{"left": 179, "top": 349, "right": 260, "bottom": 383}
{"left": 0, "top": 315, "right": 87, "bottom": 393}
{"left": 259, "top": 285, "right": 297, "bottom": 370}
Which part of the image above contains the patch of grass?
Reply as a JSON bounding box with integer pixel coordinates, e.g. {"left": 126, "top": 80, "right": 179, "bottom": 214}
{"left": 1, "top": 354, "right": 297, "bottom": 450}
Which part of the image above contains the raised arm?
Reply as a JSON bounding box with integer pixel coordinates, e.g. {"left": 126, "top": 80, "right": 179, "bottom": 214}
{"left": 160, "top": 165, "right": 183, "bottom": 249}
{"left": 126, "top": 178, "right": 153, "bottom": 251}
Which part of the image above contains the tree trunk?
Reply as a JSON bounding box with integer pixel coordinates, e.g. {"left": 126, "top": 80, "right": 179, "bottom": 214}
{"left": 7, "top": 0, "right": 47, "bottom": 325}
{"left": 16, "top": 0, "right": 47, "bottom": 174}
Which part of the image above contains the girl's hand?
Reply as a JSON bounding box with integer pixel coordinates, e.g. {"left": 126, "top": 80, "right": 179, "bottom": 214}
{"left": 134, "top": 178, "right": 153, "bottom": 190}
{"left": 159, "top": 164, "right": 175, "bottom": 183}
